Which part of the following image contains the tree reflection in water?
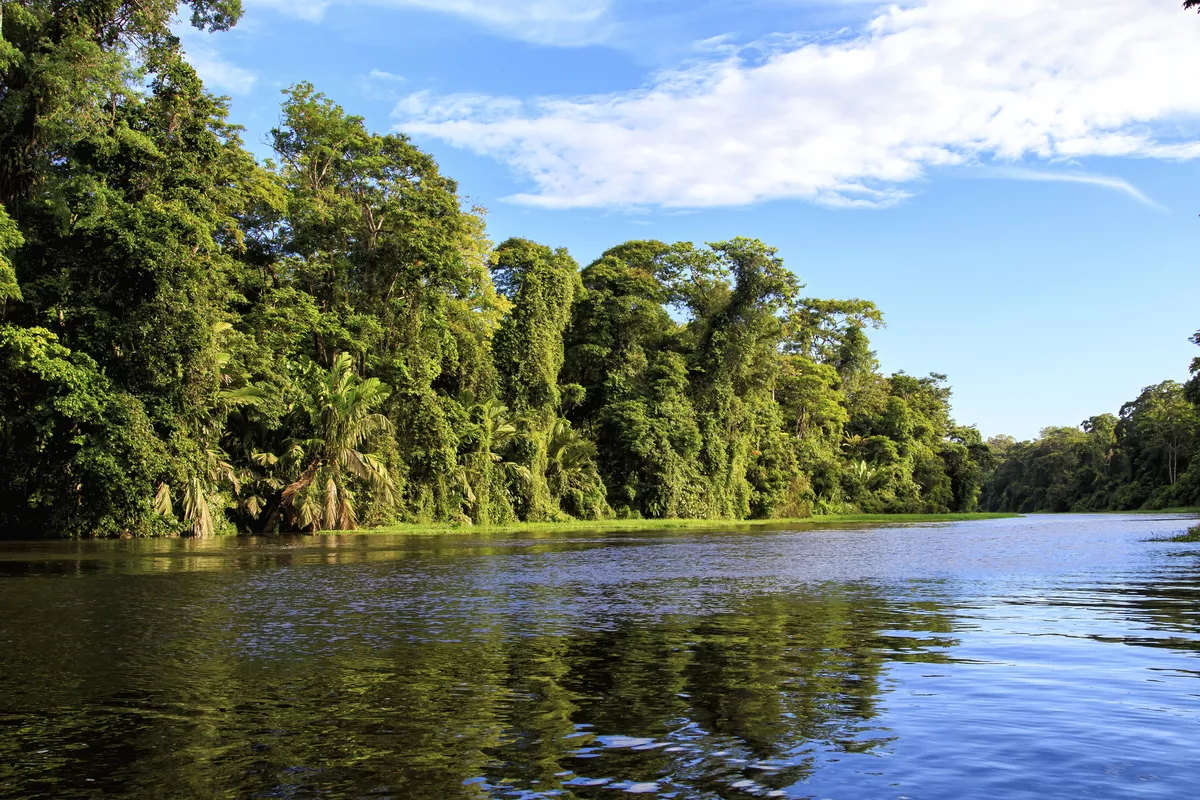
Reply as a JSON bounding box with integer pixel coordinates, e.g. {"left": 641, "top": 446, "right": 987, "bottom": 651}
{"left": 7, "top": 521, "right": 1197, "bottom": 800}
{"left": 0, "top": 557, "right": 958, "bottom": 799}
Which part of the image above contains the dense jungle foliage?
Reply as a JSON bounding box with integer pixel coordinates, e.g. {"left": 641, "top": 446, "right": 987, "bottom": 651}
{"left": 2, "top": 2, "right": 1192, "bottom": 536}
{"left": 0, "top": 0, "right": 1002, "bottom": 537}
{"left": 982, "top": 335, "right": 1200, "bottom": 513}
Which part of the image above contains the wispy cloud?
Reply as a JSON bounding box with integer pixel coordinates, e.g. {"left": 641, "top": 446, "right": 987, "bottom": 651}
{"left": 392, "top": 0, "right": 1200, "bottom": 209}
{"left": 244, "top": 0, "right": 330, "bottom": 23}
{"left": 177, "top": 29, "right": 257, "bottom": 95}
{"left": 245, "top": 0, "right": 613, "bottom": 45}
{"left": 367, "top": 69, "right": 407, "bottom": 84}
{"left": 982, "top": 168, "right": 1165, "bottom": 210}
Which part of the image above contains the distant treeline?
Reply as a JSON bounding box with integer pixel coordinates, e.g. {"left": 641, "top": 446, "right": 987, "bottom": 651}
{"left": 0, "top": 2, "right": 1000, "bottom": 537}
{"left": 982, "top": 341, "right": 1200, "bottom": 513}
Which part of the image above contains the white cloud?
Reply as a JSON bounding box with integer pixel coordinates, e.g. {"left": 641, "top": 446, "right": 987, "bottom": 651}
{"left": 245, "top": 0, "right": 612, "bottom": 45}
{"left": 392, "top": 0, "right": 1200, "bottom": 209}
{"left": 178, "top": 32, "right": 257, "bottom": 95}
{"left": 982, "top": 168, "right": 1165, "bottom": 210}
{"left": 367, "top": 69, "right": 407, "bottom": 84}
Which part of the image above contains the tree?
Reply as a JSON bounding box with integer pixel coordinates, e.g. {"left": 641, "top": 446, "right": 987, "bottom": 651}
{"left": 454, "top": 392, "right": 523, "bottom": 526}
{"left": 0, "top": 206, "right": 21, "bottom": 315}
{"left": 491, "top": 238, "right": 585, "bottom": 520}
{"left": 687, "top": 238, "right": 803, "bottom": 519}
{"left": 0, "top": 2, "right": 268, "bottom": 537}
{"left": 1134, "top": 382, "right": 1197, "bottom": 487}
{"left": 981, "top": 370, "right": 1200, "bottom": 514}
{"left": 785, "top": 297, "right": 884, "bottom": 364}
{"left": 491, "top": 238, "right": 581, "bottom": 417}
{"left": 1186, "top": 330, "right": 1200, "bottom": 407}
{"left": 0, "top": 325, "right": 170, "bottom": 537}
{"left": 544, "top": 418, "right": 609, "bottom": 519}
{"left": 562, "top": 241, "right": 708, "bottom": 518}
{"left": 280, "top": 353, "right": 395, "bottom": 531}
{"left": 0, "top": 0, "right": 243, "bottom": 208}
{"left": 263, "top": 83, "right": 501, "bottom": 521}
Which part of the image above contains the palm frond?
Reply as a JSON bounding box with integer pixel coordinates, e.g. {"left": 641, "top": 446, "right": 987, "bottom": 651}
{"left": 323, "top": 475, "right": 338, "bottom": 532}
{"left": 219, "top": 385, "right": 268, "bottom": 408}
{"left": 245, "top": 495, "right": 264, "bottom": 517}
{"left": 337, "top": 484, "right": 358, "bottom": 530}
{"left": 250, "top": 451, "right": 278, "bottom": 467}
{"left": 183, "top": 477, "right": 214, "bottom": 538}
{"left": 294, "top": 490, "right": 322, "bottom": 531}
{"left": 281, "top": 461, "right": 320, "bottom": 508}
{"left": 153, "top": 482, "right": 174, "bottom": 518}
{"left": 503, "top": 461, "right": 534, "bottom": 487}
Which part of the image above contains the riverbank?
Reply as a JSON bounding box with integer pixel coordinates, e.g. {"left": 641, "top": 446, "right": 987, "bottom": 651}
{"left": 1157, "top": 523, "right": 1200, "bottom": 543}
{"left": 351, "top": 512, "right": 1019, "bottom": 537}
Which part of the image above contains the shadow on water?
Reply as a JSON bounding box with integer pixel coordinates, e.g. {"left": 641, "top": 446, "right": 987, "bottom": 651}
{"left": 2, "top": 515, "right": 1200, "bottom": 799}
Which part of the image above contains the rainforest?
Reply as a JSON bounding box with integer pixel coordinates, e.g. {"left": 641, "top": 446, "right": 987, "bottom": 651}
{"left": 1, "top": 1, "right": 1198, "bottom": 538}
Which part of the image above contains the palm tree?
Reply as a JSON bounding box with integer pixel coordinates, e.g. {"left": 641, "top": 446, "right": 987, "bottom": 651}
{"left": 544, "top": 417, "right": 604, "bottom": 517}
{"left": 280, "top": 353, "right": 395, "bottom": 531}
{"left": 221, "top": 410, "right": 290, "bottom": 531}
{"left": 154, "top": 323, "right": 266, "bottom": 537}
{"left": 455, "top": 392, "right": 528, "bottom": 525}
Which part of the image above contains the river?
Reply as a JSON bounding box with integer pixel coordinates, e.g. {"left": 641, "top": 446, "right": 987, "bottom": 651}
{"left": 1, "top": 514, "right": 1198, "bottom": 799}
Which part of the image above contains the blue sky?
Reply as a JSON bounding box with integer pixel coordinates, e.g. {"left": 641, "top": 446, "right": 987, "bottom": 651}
{"left": 180, "top": 0, "right": 1200, "bottom": 440}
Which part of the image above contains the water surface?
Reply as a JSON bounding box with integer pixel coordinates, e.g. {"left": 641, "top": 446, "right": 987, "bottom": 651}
{"left": 2, "top": 514, "right": 1199, "bottom": 799}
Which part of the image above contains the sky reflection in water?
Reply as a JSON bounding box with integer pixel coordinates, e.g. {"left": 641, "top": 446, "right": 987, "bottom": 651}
{"left": 1, "top": 514, "right": 1199, "bottom": 799}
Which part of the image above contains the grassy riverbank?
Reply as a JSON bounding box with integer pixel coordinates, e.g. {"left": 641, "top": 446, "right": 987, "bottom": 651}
{"left": 351, "top": 512, "right": 1019, "bottom": 537}
{"left": 1157, "top": 524, "right": 1200, "bottom": 543}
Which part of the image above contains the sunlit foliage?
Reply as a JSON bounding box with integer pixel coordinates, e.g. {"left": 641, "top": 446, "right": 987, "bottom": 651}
{"left": 0, "top": 0, "right": 1000, "bottom": 536}
{"left": 983, "top": 375, "right": 1200, "bottom": 512}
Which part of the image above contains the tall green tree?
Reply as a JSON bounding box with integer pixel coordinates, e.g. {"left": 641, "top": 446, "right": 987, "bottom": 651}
{"left": 686, "top": 238, "right": 804, "bottom": 518}
{"left": 0, "top": 206, "right": 21, "bottom": 314}
{"left": 0, "top": 0, "right": 271, "bottom": 535}
{"left": 0, "top": 0, "right": 242, "bottom": 208}
{"left": 1124, "top": 382, "right": 1197, "bottom": 489}
{"left": 0, "top": 325, "right": 170, "bottom": 537}
{"left": 280, "top": 353, "right": 395, "bottom": 531}
{"left": 490, "top": 238, "right": 598, "bottom": 520}
{"left": 562, "top": 241, "right": 707, "bottom": 518}
{"left": 261, "top": 83, "right": 502, "bottom": 521}
{"left": 454, "top": 392, "right": 522, "bottom": 527}
{"left": 1185, "top": 330, "right": 1200, "bottom": 407}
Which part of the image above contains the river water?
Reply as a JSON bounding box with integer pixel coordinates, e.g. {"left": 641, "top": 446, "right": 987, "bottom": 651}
{"left": 1, "top": 514, "right": 1199, "bottom": 799}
